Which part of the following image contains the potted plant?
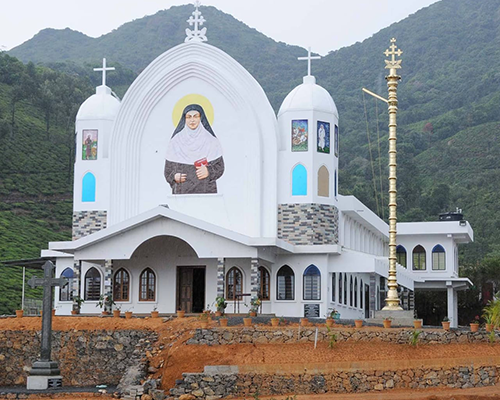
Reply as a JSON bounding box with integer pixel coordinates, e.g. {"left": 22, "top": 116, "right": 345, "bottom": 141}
{"left": 482, "top": 299, "right": 498, "bottom": 332}
{"left": 215, "top": 296, "right": 227, "bottom": 317}
{"left": 151, "top": 306, "right": 159, "bottom": 318}
{"left": 96, "top": 294, "right": 115, "bottom": 315}
{"left": 72, "top": 296, "right": 85, "bottom": 315}
{"left": 243, "top": 315, "right": 253, "bottom": 327}
{"left": 413, "top": 318, "right": 423, "bottom": 329}
{"left": 325, "top": 308, "right": 337, "bottom": 327}
{"left": 249, "top": 296, "right": 261, "bottom": 317}
{"left": 270, "top": 317, "right": 280, "bottom": 327}
{"left": 354, "top": 319, "right": 363, "bottom": 329}
{"left": 113, "top": 305, "right": 121, "bottom": 318}
{"left": 219, "top": 316, "right": 228, "bottom": 327}
{"left": 383, "top": 317, "right": 392, "bottom": 328}
{"left": 442, "top": 316, "right": 450, "bottom": 331}
{"left": 177, "top": 308, "right": 185, "bottom": 318}
{"left": 199, "top": 312, "right": 210, "bottom": 329}
{"left": 15, "top": 309, "right": 24, "bottom": 318}
{"left": 125, "top": 308, "right": 133, "bottom": 319}
{"left": 300, "top": 317, "right": 309, "bottom": 327}
{"left": 470, "top": 315, "right": 480, "bottom": 332}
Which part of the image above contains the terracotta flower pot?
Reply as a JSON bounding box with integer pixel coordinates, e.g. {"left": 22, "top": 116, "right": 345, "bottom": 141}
{"left": 15, "top": 310, "right": 23, "bottom": 318}
{"left": 220, "top": 318, "right": 228, "bottom": 327}
{"left": 71, "top": 310, "right": 79, "bottom": 315}
{"left": 249, "top": 311, "right": 257, "bottom": 317}
{"left": 442, "top": 321, "right": 450, "bottom": 331}
{"left": 470, "top": 323, "right": 479, "bottom": 333}
{"left": 271, "top": 318, "right": 279, "bottom": 327}
{"left": 177, "top": 310, "right": 185, "bottom": 318}
{"left": 151, "top": 311, "right": 159, "bottom": 318}
{"left": 125, "top": 311, "right": 133, "bottom": 319}
{"left": 300, "top": 318, "right": 309, "bottom": 327}
{"left": 243, "top": 317, "right": 252, "bottom": 327}
{"left": 383, "top": 319, "right": 392, "bottom": 329}
{"left": 325, "top": 318, "right": 334, "bottom": 327}
{"left": 354, "top": 319, "right": 363, "bottom": 329}
{"left": 215, "top": 311, "right": 222, "bottom": 317}
{"left": 113, "top": 310, "right": 121, "bottom": 318}
{"left": 200, "top": 321, "right": 209, "bottom": 329}
{"left": 486, "top": 323, "right": 494, "bottom": 332}
{"left": 101, "top": 311, "right": 109, "bottom": 316}
{"left": 413, "top": 320, "right": 422, "bottom": 329}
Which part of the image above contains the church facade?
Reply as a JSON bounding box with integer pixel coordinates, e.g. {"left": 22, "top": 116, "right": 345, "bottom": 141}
{"left": 44, "top": 5, "right": 473, "bottom": 327}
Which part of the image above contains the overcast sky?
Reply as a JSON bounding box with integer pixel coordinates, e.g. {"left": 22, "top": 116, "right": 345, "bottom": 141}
{"left": 2, "top": 0, "right": 440, "bottom": 55}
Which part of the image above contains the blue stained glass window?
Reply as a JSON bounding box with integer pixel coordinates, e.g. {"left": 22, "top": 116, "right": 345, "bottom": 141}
{"left": 82, "top": 172, "right": 96, "bottom": 202}
{"left": 292, "top": 164, "right": 307, "bottom": 195}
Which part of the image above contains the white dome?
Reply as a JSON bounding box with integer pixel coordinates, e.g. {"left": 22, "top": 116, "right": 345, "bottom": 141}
{"left": 278, "top": 76, "right": 338, "bottom": 118}
{"left": 76, "top": 85, "right": 121, "bottom": 121}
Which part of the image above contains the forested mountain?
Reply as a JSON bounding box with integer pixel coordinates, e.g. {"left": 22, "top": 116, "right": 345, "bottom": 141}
{"left": 2, "top": 0, "right": 500, "bottom": 317}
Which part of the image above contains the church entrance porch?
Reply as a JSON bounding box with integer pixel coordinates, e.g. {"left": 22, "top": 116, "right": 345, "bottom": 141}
{"left": 177, "top": 266, "right": 206, "bottom": 313}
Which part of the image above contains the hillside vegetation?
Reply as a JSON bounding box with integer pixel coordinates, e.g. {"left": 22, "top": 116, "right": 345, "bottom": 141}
{"left": 2, "top": 0, "right": 500, "bottom": 319}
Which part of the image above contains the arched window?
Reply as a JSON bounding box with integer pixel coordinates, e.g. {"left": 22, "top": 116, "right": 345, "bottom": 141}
{"left": 277, "top": 265, "right": 294, "bottom": 300}
{"left": 338, "top": 273, "right": 343, "bottom": 304}
{"left": 360, "top": 279, "right": 364, "bottom": 309}
{"left": 303, "top": 265, "right": 321, "bottom": 300}
{"left": 332, "top": 272, "right": 336, "bottom": 302}
{"left": 292, "top": 164, "right": 307, "bottom": 196}
{"left": 334, "top": 170, "right": 337, "bottom": 197}
{"left": 113, "top": 268, "right": 130, "bottom": 301}
{"left": 59, "top": 268, "right": 74, "bottom": 302}
{"left": 226, "top": 267, "right": 243, "bottom": 301}
{"left": 84, "top": 267, "right": 101, "bottom": 301}
{"left": 432, "top": 245, "right": 446, "bottom": 270}
{"left": 396, "top": 245, "right": 407, "bottom": 268}
{"left": 354, "top": 277, "right": 358, "bottom": 308}
{"left": 344, "top": 274, "right": 347, "bottom": 305}
{"left": 139, "top": 268, "right": 156, "bottom": 301}
{"left": 258, "top": 266, "right": 270, "bottom": 300}
{"left": 413, "top": 245, "right": 426, "bottom": 270}
{"left": 82, "top": 172, "right": 96, "bottom": 202}
{"left": 317, "top": 166, "right": 329, "bottom": 197}
{"left": 349, "top": 276, "right": 353, "bottom": 306}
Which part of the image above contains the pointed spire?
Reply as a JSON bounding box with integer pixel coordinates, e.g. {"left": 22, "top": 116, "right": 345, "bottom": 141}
{"left": 185, "top": 1, "right": 208, "bottom": 43}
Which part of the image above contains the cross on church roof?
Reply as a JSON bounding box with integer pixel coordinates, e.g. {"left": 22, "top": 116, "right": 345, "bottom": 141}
{"left": 93, "top": 58, "right": 115, "bottom": 87}
{"left": 185, "top": 0, "right": 207, "bottom": 43}
{"left": 298, "top": 47, "right": 321, "bottom": 77}
{"left": 384, "top": 38, "right": 403, "bottom": 70}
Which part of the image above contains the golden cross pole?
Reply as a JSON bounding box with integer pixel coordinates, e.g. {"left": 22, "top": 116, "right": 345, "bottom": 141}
{"left": 383, "top": 37, "right": 403, "bottom": 310}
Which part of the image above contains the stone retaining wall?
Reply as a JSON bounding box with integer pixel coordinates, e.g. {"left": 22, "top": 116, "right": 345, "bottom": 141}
{"left": 187, "top": 327, "right": 498, "bottom": 345}
{"left": 171, "top": 365, "right": 499, "bottom": 399}
{"left": 0, "top": 330, "right": 157, "bottom": 387}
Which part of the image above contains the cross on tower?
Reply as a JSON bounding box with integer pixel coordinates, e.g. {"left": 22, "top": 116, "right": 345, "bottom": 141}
{"left": 298, "top": 47, "right": 321, "bottom": 77}
{"left": 384, "top": 38, "right": 403, "bottom": 69}
{"left": 185, "top": 1, "right": 207, "bottom": 42}
{"left": 93, "top": 58, "right": 115, "bottom": 87}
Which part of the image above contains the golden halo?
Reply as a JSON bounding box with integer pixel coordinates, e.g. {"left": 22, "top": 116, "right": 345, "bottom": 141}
{"left": 172, "top": 94, "right": 214, "bottom": 127}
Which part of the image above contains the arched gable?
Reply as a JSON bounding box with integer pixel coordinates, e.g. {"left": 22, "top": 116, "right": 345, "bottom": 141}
{"left": 108, "top": 42, "right": 279, "bottom": 238}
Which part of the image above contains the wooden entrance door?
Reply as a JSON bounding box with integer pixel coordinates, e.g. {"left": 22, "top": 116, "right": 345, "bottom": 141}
{"left": 177, "top": 266, "right": 205, "bottom": 313}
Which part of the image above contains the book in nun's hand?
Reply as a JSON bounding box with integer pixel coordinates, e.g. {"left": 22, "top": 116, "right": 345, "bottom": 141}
{"left": 194, "top": 157, "right": 208, "bottom": 167}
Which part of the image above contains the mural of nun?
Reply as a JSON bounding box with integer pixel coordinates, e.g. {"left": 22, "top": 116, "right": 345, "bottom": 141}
{"left": 164, "top": 104, "right": 225, "bottom": 194}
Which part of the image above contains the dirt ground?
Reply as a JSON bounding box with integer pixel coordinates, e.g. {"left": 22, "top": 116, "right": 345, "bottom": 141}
{"left": 3, "top": 316, "right": 500, "bottom": 400}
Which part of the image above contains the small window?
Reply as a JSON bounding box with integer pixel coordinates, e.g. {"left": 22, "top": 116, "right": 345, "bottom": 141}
{"left": 292, "top": 164, "right": 307, "bottom": 196}
{"left": 303, "top": 265, "right": 321, "bottom": 300}
{"left": 139, "top": 268, "right": 156, "bottom": 301}
{"left": 413, "top": 245, "right": 426, "bottom": 270}
{"left": 226, "top": 267, "right": 243, "bottom": 301}
{"left": 349, "top": 276, "right": 353, "bottom": 306}
{"left": 277, "top": 265, "right": 295, "bottom": 300}
{"left": 84, "top": 267, "right": 101, "bottom": 301}
{"left": 338, "top": 273, "right": 343, "bottom": 304}
{"left": 432, "top": 245, "right": 446, "bottom": 270}
{"left": 82, "top": 172, "right": 96, "bottom": 202}
{"left": 396, "top": 245, "right": 407, "bottom": 268}
{"left": 344, "top": 274, "right": 347, "bottom": 305}
{"left": 354, "top": 277, "right": 358, "bottom": 308}
{"left": 360, "top": 279, "right": 364, "bottom": 309}
{"left": 318, "top": 166, "right": 329, "bottom": 197}
{"left": 259, "top": 266, "right": 270, "bottom": 300}
{"left": 332, "top": 272, "right": 336, "bottom": 302}
{"left": 59, "top": 268, "right": 74, "bottom": 302}
{"left": 114, "top": 268, "right": 130, "bottom": 301}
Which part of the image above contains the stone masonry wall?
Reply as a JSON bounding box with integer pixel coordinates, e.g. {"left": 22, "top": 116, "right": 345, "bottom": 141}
{"left": 171, "top": 365, "right": 499, "bottom": 399}
{"left": 277, "top": 204, "right": 339, "bottom": 245}
{"left": 0, "top": 330, "right": 156, "bottom": 386}
{"left": 72, "top": 210, "right": 107, "bottom": 240}
{"left": 187, "top": 327, "right": 499, "bottom": 345}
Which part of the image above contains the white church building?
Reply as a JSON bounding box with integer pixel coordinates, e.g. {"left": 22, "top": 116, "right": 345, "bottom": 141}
{"left": 43, "top": 4, "right": 473, "bottom": 327}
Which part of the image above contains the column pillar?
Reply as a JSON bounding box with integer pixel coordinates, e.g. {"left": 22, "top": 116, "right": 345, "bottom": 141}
{"left": 72, "top": 261, "right": 81, "bottom": 312}
{"left": 447, "top": 285, "right": 458, "bottom": 328}
{"left": 216, "top": 258, "right": 225, "bottom": 297}
{"left": 104, "top": 260, "right": 113, "bottom": 304}
{"left": 369, "top": 273, "right": 376, "bottom": 316}
{"left": 250, "top": 258, "right": 259, "bottom": 299}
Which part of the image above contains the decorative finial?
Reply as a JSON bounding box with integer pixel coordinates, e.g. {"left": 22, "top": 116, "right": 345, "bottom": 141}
{"left": 93, "top": 58, "right": 115, "bottom": 87}
{"left": 185, "top": 1, "right": 207, "bottom": 43}
{"left": 384, "top": 38, "right": 402, "bottom": 70}
{"left": 298, "top": 47, "right": 321, "bottom": 77}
